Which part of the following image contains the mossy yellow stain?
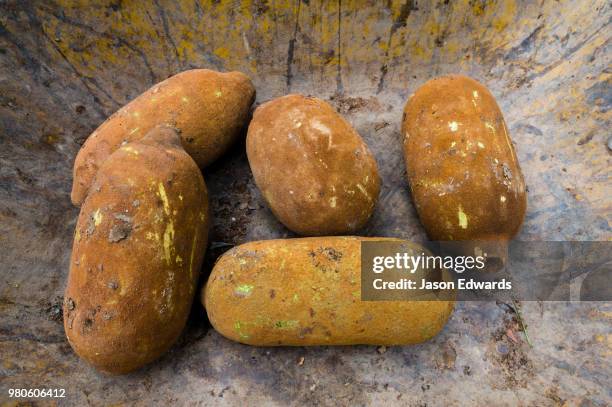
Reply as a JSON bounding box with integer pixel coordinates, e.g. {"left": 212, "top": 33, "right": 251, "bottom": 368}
{"left": 235, "top": 284, "right": 254, "bottom": 296}
{"left": 43, "top": 133, "right": 60, "bottom": 144}
{"left": 274, "top": 320, "right": 298, "bottom": 329}
{"left": 214, "top": 46, "right": 230, "bottom": 60}
{"left": 458, "top": 206, "right": 469, "bottom": 229}
{"left": 177, "top": 32, "right": 195, "bottom": 61}
{"left": 492, "top": 0, "right": 517, "bottom": 32}
{"left": 121, "top": 145, "right": 139, "bottom": 155}
{"left": 163, "top": 222, "right": 175, "bottom": 266}
{"left": 471, "top": 0, "right": 486, "bottom": 16}
{"left": 158, "top": 182, "right": 170, "bottom": 216}
{"left": 258, "top": 16, "right": 272, "bottom": 34}
{"left": 188, "top": 231, "right": 198, "bottom": 283}
{"left": 444, "top": 39, "right": 460, "bottom": 54}
{"left": 233, "top": 321, "right": 250, "bottom": 339}
{"left": 411, "top": 41, "right": 427, "bottom": 59}
{"left": 92, "top": 209, "right": 103, "bottom": 226}
{"left": 43, "top": 0, "right": 534, "bottom": 108}
{"left": 146, "top": 231, "right": 160, "bottom": 241}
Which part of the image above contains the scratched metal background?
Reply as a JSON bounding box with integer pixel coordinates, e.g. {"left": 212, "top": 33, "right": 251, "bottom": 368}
{"left": 1, "top": 0, "right": 611, "bottom": 406}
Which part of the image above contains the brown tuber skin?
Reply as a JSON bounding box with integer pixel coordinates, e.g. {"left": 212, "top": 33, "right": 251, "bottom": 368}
{"left": 64, "top": 126, "right": 209, "bottom": 374}
{"left": 71, "top": 69, "right": 255, "bottom": 206}
{"left": 246, "top": 94, "right": 380, "bottom": 236}
{"left": 402, "top": 75, "right": 527, "bottom": 264}
{"left": 203, "top": 237, "right": 455, "bottom": 346}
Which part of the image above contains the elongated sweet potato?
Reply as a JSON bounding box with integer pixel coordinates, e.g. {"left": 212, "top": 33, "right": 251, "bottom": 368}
{"left": 71, "top": 69, "right": 255, "bottom": 205}
{"left": 64, "top": 126, "right": 209, "bottom": 374}
{"left": 203, "top": 237, "right": 454, "bottom": 346}
{"left": 402, "top": 75, "right": 526, "bottom": 259}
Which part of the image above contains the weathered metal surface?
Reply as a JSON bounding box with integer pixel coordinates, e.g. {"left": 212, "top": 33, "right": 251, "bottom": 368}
{"left": 0, "top": 0, "right": 610, "bottom": 405}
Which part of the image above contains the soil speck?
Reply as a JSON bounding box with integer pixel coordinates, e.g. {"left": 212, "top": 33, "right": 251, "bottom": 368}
{"left": 329, "top": 93, "right": 382, "bottom": 115}
{"left": 44, "top": 297, "right": 63, "bottom": 323}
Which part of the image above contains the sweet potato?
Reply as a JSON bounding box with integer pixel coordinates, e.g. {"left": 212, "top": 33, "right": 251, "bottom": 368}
{"left": 71, "top": 69, "right": 255, "bottom": 206}
{"left": 203, "top": 237, "right": 455, "bottom": 346}
{"left": 402, "top": 75, "right": 526, "bottom": 259}
{"left": 64, "top": 126, "right": 209, "bottom": 374}
{"left": 246, "top": 95, "right": 380, "bottom": 235}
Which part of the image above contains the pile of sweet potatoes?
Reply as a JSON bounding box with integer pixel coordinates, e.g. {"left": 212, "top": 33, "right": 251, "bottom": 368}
{"left": 64, "top": 70, "right": 525, "bottom": 374}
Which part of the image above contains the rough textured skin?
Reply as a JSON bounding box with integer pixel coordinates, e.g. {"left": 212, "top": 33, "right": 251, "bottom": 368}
{"left": 71, "top": 69, "right": 255, "bottom": 205}
{"left": 2, "top": 2, "right": 610, "bottom": 405}
{"left": 204, "top": 237, "right": 455, "bottom": 346}
{"left": 64, "top": 126, "right": 209, "bottom": 374}
{"left": 246, "top": 95, "right": 380, "bottom": 236}
{"left": 402, "top": 75, "right": 527, "bottom": 255}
